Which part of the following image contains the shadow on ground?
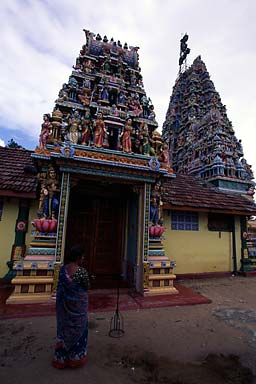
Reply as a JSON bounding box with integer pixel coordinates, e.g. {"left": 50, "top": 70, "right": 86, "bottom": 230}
{"left": 106, "top": 348, "right": 254, "bottom": 384}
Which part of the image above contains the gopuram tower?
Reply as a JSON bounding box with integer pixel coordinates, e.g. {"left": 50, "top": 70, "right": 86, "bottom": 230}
{"left": 8, "top": 30, "right": 177, "bottom": 303}
{"left": 162, "top": 36, "right": 254, "bottom": 195}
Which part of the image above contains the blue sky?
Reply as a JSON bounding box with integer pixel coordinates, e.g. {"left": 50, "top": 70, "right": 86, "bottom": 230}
{"left": 0, "top": 0, "right": 255, "bottom": 174}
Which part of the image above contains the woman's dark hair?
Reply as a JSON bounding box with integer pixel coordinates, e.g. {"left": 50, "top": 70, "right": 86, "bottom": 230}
{"left": 68, "top": 245, "right": 84, "bottom": 262}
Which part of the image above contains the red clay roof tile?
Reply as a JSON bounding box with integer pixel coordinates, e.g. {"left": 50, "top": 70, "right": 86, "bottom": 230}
{"left": 0, "top": 147, "right": 37, "bottom": 197}
{"left": 162, "top": 174, "right": 256, "bottom": 215}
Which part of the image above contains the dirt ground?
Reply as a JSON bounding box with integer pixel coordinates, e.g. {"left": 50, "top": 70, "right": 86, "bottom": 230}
{"left": 1, "top": 276, "right": 256, "bottom": 384}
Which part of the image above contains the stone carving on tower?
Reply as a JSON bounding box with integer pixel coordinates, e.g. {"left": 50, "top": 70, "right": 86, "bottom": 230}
{"left": 162, "top": 55, "right": 254, "bottom": 193}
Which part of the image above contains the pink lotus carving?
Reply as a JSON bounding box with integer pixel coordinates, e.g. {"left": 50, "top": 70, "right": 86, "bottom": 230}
{"left": 32, "top": 218, "right": 58, "bottom": 233}
{"left": 149, "top": 225, "right": 166, "bottom": 238}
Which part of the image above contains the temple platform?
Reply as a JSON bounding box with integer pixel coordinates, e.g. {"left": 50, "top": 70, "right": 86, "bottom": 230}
{"left": 0, "top": 284, "right": 211, "bottom": 320}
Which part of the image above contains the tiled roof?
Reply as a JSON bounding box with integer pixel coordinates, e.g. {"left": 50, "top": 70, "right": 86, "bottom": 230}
{"left": 162, "top": 174, "right": 256, "bottom": 215}
{"left": 0, "top": 147, "right": 37, "bottom": 198}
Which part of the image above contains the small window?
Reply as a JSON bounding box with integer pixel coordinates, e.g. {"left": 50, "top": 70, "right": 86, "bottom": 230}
{"left": 208, "top": 213, "right": 233, "bottom": 232}
{"left": 171, "top": 211, "right": 199, "bottom": 231}
{"left": 0, "top": 198, "right": 3, "bottom": 221}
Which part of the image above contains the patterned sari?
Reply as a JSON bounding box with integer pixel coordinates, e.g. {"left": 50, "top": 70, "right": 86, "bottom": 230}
{"left": 53, "top": 265, "right": 89, "bottom": 368}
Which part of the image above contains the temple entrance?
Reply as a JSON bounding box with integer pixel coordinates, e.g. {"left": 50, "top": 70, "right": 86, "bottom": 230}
{"left": 65, "top": 181, "right": 134, "bottom": 288}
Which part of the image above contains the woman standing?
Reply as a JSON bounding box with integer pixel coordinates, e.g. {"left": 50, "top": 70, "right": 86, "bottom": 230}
{"left": 52, "top": 246, "right": 90, "bottom": 369}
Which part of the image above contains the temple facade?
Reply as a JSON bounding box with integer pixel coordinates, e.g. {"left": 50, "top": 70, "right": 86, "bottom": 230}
{"left": 162, "top": 56, "right": 254, "bottom": 194}
{"left": 1, "top": 31, "right": 256, "bottom": 304}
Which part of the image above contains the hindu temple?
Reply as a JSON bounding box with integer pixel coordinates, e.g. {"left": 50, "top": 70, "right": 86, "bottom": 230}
{"left": 7, "top": 29, "right": 177, "bottom": 302}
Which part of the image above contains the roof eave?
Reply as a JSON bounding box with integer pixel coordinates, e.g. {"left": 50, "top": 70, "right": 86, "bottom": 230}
{"left": 0, "top": 191, "right": 37, "bottom": 199}
{"left": 163, "top": 203, "right": 256, "bottom": 216}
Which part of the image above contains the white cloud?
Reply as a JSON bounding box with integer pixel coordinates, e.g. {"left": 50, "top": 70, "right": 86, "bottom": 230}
{"left": 0, "top": 138, "right": 5, "bottom": 147}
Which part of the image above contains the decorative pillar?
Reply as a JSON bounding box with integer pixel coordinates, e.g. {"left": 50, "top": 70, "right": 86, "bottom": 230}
{"left": 145, "top": 180, "right": 178, "bottom": 296}
{"left": 141, "top": 183, "right": 150, "bottom": 293}
{"left": 55, "top": 172, "right": 70, "bottom": 262}
{"left": 53, "top": 172, "right": 70, "bottom": 289}
{"left": 143, "top": 183, "right": 151, "bottom": 262}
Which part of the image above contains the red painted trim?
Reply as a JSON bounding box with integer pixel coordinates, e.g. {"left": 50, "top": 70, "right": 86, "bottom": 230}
{"left": 240, "top": 271, "right": 256, "bottom": 277}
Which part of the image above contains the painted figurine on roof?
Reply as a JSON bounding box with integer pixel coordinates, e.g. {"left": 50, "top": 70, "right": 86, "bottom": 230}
{"left": 93, "top": 112, "right": 108, "bottom": 148}
{"left": 120, "top": 118, "right": 133, "bottom": 153}
{"left": 39, "top": 114, "right": 52, "bottom": 148}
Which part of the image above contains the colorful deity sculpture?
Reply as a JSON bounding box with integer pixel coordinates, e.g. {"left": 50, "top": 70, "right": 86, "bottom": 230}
{"left": 150, "top": 129, "right": 163, "bottom": 156}
{"left": 38, "top": 167, "right": 60, "bottom": 220}
{"left": 39, "top": 114, "right": 52, "bottom": 148}
{"left": 93, "top": 112, "right": 108, "bottom": 148}
{"left": 140, "top": 122, "right": 150, "bottom": 155}
{"left": 120, "top": 118, "right": 133, "bottom": 153}
{"left": 128, "top": 98, "right": 143, "bottom": 117}
{"left": 148, "top": 105, "right": 156, "bottom": 121}
{"left": 68, "top": 76, "right": 78, "bottom": 101}
{"left": 159, "top": 143, "right": 171, "bottom": 168}
{"left": 141, "top": 95, "right": 149, "bottom": 118}
{"left": 83, "top": 59, "right": 94, "bottom": 74}
{"left": 117, "top": 90, "right": 127, "bottom": 105}
{"left": 57, "top": 83, "right": 69, "bottom": 102}
{"left": 150, "top": 182, "right": 162, "bottom": 225}
{"left": 78, "top": 87, "right": 91, "bottom": 106}
{"left": 68, "top": 110, "right": 81, "bottom": 144}
{"left": 81, "top": 114, "right": 92, "bottom": 145}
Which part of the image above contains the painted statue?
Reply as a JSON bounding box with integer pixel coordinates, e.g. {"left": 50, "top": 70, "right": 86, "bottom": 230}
{"left": 140, "top": 123, "right": 150, "bottom": 155}
{"left": 141, "top": 95, "right": 149, "bottom": 118}
{"left": 81, "top": 115, "right": 92, "bottom": 146}
{"left": 39, "top": 167, "right": 60, "bottom": 219}
{"left": 68, "top": 76, "right": 78, "bottom": 101}
{"left": 120, "top": 118, "right": 133, "bottom": 153}
{"left": 78, "top": 87, "right": 91, "bottom": 106}
{"left": 93, "top": 112, "right": 108, "bottom": 148}
{"left": 68, "top": 111, "right": 81, "bottom": 144}
{"left": 117, "top": 90, "right": 126, "bottom": 105}
{"left": 159, "top": 143, "right": 171, "bottom": 168}
{"left": 100, "top": 86, "right": 109, "bottom": 102}
{"left": 148, "top": 105, "right": 156, "bottom": 121}
{"left": 39, "top": 114, "right": 52, "bottom": 148}
{"left": 150, "top": 129, "right": 163, "bottom": 156}
{"left": 57, "top": 83, "right": 69, "bottom": 102}
{"left": 128, "top": 98, "right": 143, "bottom": 117}
{"left": 150, "top": 182, "right": 161, "bottom": 225}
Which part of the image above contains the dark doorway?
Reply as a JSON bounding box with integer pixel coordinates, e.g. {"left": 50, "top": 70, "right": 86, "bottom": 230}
{"left": 65, "top": 182, "right": 126, "bottom": 287}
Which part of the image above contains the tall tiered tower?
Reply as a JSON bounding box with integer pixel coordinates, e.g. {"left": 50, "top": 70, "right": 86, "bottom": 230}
{"left": 39, "top": 29, "right": 159, "bottom": 153}
{"left": 162, "top": 55, "right": 254, "bottom": 194}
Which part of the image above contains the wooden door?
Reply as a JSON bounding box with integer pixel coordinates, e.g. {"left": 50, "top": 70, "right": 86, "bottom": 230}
{"left": 93, "top": 198, "right": 122, "bottom": 275}
{"left": 65, "top": 194, "right": 123, "bottom": 278}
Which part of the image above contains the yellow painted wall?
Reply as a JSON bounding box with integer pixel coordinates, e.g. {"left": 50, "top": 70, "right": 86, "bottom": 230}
{"left": 0, "top": 198, "right": 18, "bottom": 276}
{"left": 0, "top": 198, "right": 38, "bottom": 277}
{"left": 163, "top": 210, "right": 242, "bottom": 274}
